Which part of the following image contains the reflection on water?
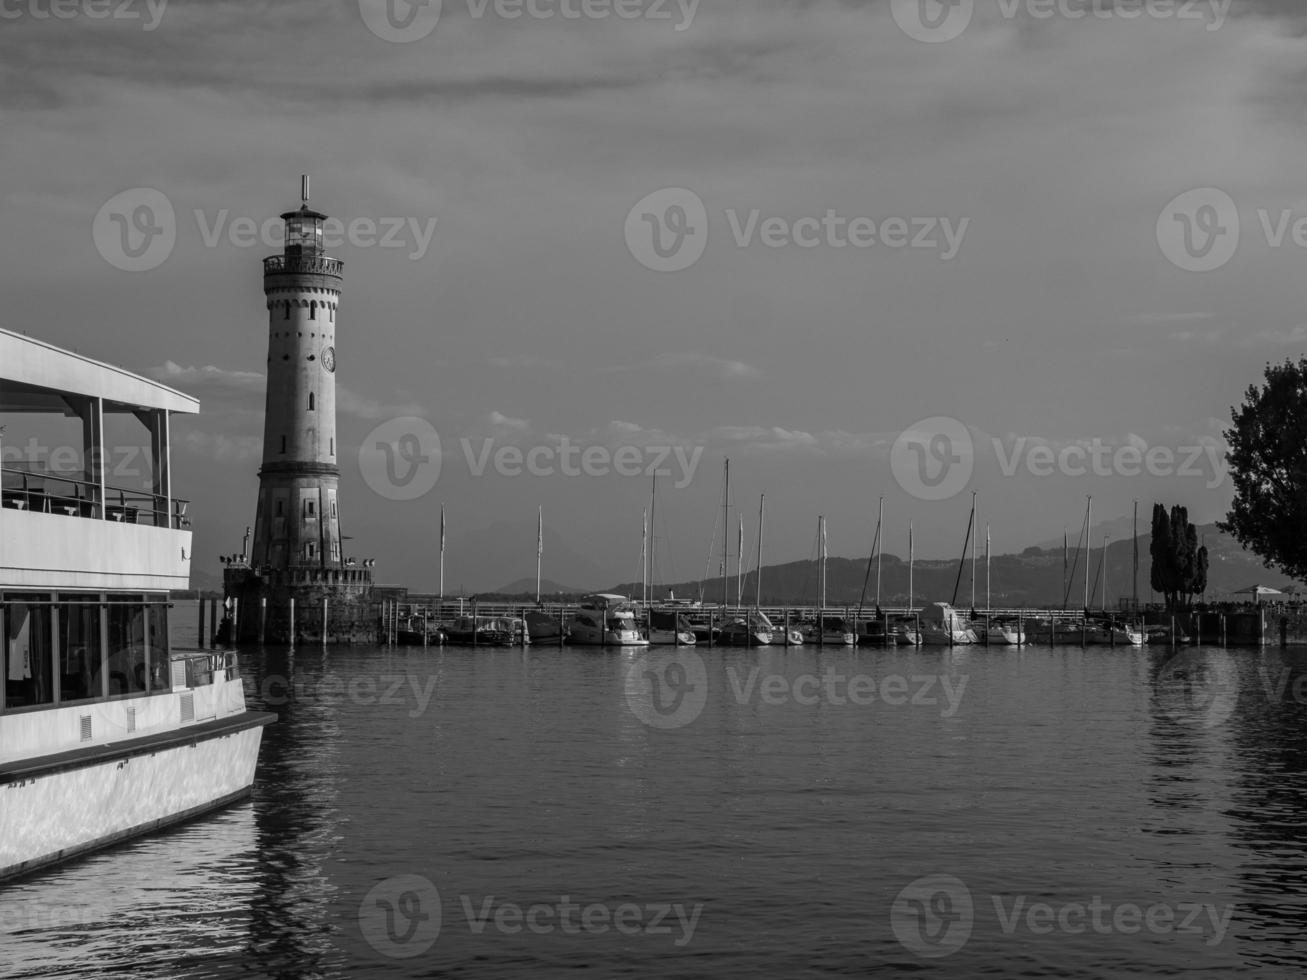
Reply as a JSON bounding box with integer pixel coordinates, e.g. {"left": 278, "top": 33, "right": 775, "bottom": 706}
{"left": 3, "top": 640, "right": 1307, "bottom": 977}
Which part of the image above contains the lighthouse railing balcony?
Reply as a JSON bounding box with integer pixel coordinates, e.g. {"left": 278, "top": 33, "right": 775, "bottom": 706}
{"left": 263, "top": 254, "right": 343, "bottom": 278}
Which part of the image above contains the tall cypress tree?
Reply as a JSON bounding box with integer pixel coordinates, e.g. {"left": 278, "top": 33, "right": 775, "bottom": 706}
{"left": 1150, "top": 503, "right": 1170, "bottom": 601}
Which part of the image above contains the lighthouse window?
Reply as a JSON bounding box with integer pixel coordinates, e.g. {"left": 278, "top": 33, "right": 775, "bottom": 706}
{"left": 310, "top": 302, "right": 316, "bottom": 320}
{"left": 280, "top": 436, "right": 287, "bottom": 454}
{"left": 284, "top": 302, "right": 290, "bottom": 320}
{"left": 276, "top": 500, "right": 284, "bottom": 516}
{"left": 306, "top": 501, "right": 316, "bottom": 517}
{"left": 309, "top": 393, "right": 315, "bottom": 411}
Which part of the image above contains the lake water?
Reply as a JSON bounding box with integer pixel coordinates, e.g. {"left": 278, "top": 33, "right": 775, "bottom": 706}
{"left": 3, "top": 621, "right": 1307, "bottom": 977}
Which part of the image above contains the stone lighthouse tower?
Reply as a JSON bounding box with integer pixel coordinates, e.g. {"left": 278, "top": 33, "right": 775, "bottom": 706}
{"left": 224, "top": 177, "right": 373, "bottom": 643}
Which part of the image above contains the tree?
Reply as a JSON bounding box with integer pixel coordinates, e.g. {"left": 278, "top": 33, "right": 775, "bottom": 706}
{"left": 1149, "top": 503, "right": 1205, "bottom": 610}
{"left": 1150, "top": 503, "right": 1172, "bottom": 603}
{"left": 1221, "top": 357, "right": 1307, "bottom": 582}
{"left": 1193, "top": 544, "right": 1209, "bottom": 600}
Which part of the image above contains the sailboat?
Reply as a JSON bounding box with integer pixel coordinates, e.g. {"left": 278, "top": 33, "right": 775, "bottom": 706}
{"left": 526, "top": 506, "right": 565, "bottom": 642}
{"left": 972, "top": 523, "right": 1024, "bottom": 645}
{"left": 645, "top": 476, "right": 696, "bottom": 645}
{"left": 801, "top": 516, "right": 855, "bottom": 645}
{"left": 753, "top": 494, "right": 802, "bottom": 646}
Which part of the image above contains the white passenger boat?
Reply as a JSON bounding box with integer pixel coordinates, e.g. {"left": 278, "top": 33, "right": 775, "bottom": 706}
{"left": 0, "top": 327, "right": 274, "bottom": 882}
{"left": 567, "top": 595, "right": 649, "bottom": 647}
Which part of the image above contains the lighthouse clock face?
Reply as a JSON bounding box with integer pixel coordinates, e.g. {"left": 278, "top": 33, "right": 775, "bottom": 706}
{"left": 322, "top": 345, "right": 336, "bottom": 373}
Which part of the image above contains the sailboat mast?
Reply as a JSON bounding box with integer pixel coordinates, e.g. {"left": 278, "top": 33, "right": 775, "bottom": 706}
{"left": 1083, "top": 496, "right": 1093, "bottom": 612}
{"left": 908, "top": 522, "right": 914, "bottom": 612}
{"left": 536, "top": 505, "right": 543, "bottom": 605}
{"left": 986, "top": 523, "right": 991, "bottom": 612}
{"left": 1132, "top": 499, "right": 1139, "bottom": 611}
{"left": 640, "top": 507, "right": 648, "bottom": 609}
{"left": 649, "top": 474, "right": 657, "bottom": 603}
{"left": 737, "top": 513, "right": 744, "bottom": 608}
{"left": 819, "top": 515, "right": 827, "bottom": 612}
{"left": 721, "top": 459, "right": 730, "bottom": 609}
{"left": 876, "top": 496, "right": 884, "bottom": 610}
{"left": 756, "top": 494, "right": 765, "bottom": 608}
{"left": 439, "top": 503, "right": 446, "bottom": 605}
{"left": 970, "top": 492, "right": 977, "bottom": 611}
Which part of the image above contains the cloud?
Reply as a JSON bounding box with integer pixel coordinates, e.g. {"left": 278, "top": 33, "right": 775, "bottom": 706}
{"left": 488, "top": 410, "right": 531, "bottom": 432}
{"left": 336, "top": 386, "right": 426, "bottom": 421}
{"left": 178, "top": 431, "right": 262, "bottom": 463}
{"left": 603, "top": 352, "right": 762, "bottom": 380}
{"left": 149, "top": 361, "right": 263, "bottom": 391}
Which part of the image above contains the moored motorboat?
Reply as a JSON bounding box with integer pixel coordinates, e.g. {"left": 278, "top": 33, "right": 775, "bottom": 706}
{"left": 801, "top": 615, "right": 856, "bottom": 646}
{"left": 718, "top": 609, "right": 773, "bottom": 646}
{"left": 919, "top": 602, "right": 977, "bottom": 645}
{"left": 647, "top": 608, "right": 696, "bottom": 645}
{"left": 568, "top": 594, "right": 649, "bottom": 647}
{"left": 445, "top": 615, "right": 517, "bottom": 646}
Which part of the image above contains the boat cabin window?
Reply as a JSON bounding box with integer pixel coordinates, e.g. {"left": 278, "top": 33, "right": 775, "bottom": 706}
{"left": 3, "top": 595, "right": 54, "bottom": 709}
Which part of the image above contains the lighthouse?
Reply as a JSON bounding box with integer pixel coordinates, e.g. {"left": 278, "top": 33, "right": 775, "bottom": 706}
{"left": 224, "top": 177, "right": 373, "bottom": 643}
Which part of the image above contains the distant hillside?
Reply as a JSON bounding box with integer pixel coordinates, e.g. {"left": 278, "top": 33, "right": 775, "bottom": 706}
{"left": 610, "top": 523, "right": 1297, "bottom": 607}
{"left": 492, "top": 577, "right": 587, "bottom": 597}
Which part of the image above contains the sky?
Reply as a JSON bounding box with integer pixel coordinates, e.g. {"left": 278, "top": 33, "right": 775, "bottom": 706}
{"left": 2, "top": 0, "right": 1306, "bottom": 592}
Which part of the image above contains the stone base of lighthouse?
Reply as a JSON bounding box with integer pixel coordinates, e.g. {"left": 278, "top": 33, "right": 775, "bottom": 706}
{"left": 223, "top": 565, "right": 376, "bottom": 645}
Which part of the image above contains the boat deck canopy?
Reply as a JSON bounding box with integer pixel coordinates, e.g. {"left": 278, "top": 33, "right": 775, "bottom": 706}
{"left": 0, "top": 328, "right": 198, "bottom": 415}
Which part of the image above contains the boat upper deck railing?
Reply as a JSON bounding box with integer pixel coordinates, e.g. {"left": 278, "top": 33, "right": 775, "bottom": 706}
{"left": 0, "top": 465, "right": 189, "bottom": 530}
{"left": 263, "top": 254, "right": 343, "bottom": 277}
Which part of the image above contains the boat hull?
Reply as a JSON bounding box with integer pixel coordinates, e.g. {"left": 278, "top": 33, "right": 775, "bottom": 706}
{"left": 0, "top": 712, "right": 272, "bottom": 882}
